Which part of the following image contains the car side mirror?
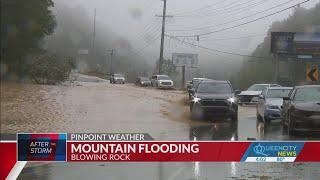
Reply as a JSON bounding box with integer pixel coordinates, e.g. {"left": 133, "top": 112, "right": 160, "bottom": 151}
{"left": 234, "top": 90, "right": 241, "bottom": 95}
{"left": 259, "top": 94, "right": 265, "bottom": 99}
{"left": 189, "top": 88, "right": 195, "bottom": 94}
{"left": 283, "top": 97, "right": 290, "bottom": 101}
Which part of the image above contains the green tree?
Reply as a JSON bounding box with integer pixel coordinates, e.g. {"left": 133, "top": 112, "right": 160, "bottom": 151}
{"left": 234, "top": 2, "right": 320, "bottom": 89}
{"left": 1, "top": 0, "right": 56, "bottom": 78}
{"left": 154, "top": 59, "right": 178, "bottom": 77}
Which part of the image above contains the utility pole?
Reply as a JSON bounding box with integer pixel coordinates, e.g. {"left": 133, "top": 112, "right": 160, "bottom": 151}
{"left": 272, "top": 55, "right": 279, "bottom": 83}
{"left": 107, "top": 49, "right": 116, "bottom": 74}
{"left": 159, "top": 0, "right": 167, "bottom": 74}
{"left": 92, "top": 8, "right": 96, "bottom": 56}
{"left": 182, "top": 65, "right": 185, "bottom": 88}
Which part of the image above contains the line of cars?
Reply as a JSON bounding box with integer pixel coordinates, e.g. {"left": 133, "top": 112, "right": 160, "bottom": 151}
{"left": 109, "top": 73, "right": 175, "bottom": 89}
{"left": 238, "top": 83, "right": 320, "bottom": 135}
{"left": 187, "top": 79, "right": 320, "bottom": 136}
{"left": 135, "top": 75, "right": 174, "bottom": 89}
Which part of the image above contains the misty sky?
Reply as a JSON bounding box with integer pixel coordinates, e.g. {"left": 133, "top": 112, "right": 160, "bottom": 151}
{"left": 57, "top": 0, "right": 319, "bottom": 65}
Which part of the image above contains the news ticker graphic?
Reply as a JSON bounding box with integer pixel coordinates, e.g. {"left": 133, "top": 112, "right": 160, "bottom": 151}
{"left": 11, "top": 133, "right": 320, "bottom": 162}
{"left": 1, "top": 133, "right": 320, "bottom": 180}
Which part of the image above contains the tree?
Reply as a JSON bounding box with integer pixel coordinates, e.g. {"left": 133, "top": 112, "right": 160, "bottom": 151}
{"left": 234, "top": 2, "right": 320, "bottom": 88}
{"left": 1, "top": 0, "right": 56, "bottom": 78}
{"left": 154, "top": 59, "right": 178, "bottom": 77}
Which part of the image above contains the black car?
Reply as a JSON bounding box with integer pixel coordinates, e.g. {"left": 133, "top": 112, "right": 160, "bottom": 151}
{"left": 282, "top": 85, "right": 320, "bottom": 135}
{"left": 189, "top": 80, "right": 240, "bottom": 121}
{"left": 135, "top": 77, "right": 151, "bottom": 87}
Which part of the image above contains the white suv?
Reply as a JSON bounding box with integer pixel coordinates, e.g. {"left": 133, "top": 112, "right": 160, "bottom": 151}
{"left": 151, "top": 75, "right": 174, "bottom": 89}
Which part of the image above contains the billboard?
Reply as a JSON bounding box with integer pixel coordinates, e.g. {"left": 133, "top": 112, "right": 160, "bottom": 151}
{"left": 271, "top": 32, "right": 320, "bottom": 58}
{"left": 172, "top": 53, "right": 198, "bottom": 67}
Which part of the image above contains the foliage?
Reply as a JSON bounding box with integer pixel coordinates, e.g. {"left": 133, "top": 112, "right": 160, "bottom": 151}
{"left": 26, "top": 55, "right": 73, "bottom": 84}
{"left": 233, "top": 3, "right": 320, "bottom": 89}
{"left": 1, "top": 0, "right": 56, "bottom": 78}
{"left": 154, "top": 59, "right": 178, "bottom": 77}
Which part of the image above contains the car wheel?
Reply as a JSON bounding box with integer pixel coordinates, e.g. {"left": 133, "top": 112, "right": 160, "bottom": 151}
{"left": 191, "top": 103, "right": 203, "bottom": 120}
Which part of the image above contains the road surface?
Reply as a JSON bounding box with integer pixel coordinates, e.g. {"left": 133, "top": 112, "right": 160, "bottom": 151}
{"left": 1, "top": 75, "right": 319, "bottom": 179}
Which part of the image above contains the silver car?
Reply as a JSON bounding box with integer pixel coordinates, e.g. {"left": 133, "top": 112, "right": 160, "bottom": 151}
{"left": 238, "top": 84, "right": 281, "bottom": 105}
{"left": 256, "top": 87, "right": 292, "bottom": 124}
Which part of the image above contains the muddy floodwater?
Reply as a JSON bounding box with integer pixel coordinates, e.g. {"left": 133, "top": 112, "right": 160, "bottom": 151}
{"left": 1, "top": 79, "right": 189, "bottom": 139}
{"left": 1, "top": 75, "right": 320, "bottom": 180}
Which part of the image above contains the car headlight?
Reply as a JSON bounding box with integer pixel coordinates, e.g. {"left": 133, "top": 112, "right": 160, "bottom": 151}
{"left": 227, "top": 97, "right": 236, "bottom": 103}
{"left": 192, "top": 96, "right": 201, "bottom": 104}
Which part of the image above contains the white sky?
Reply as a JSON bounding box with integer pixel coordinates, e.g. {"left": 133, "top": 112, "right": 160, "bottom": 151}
{"left": 57, "top": 0, "right": 319, "bottom": 65}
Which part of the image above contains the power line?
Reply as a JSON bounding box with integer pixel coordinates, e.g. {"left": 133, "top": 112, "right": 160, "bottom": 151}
{"left": 174, "top": 0, "right": 266, "bottom": 18}
{"left": 200, "top": 34, "right": 268, "bottom": 41}
{"left": 168, "top": 0, "right": 293, "bottom": 32}
{"left": 169, "top": 0, "right": 312, "bottom": 38}
{"left": 171, "top": 0, "right": 231, "bottom": 16}
{"left": 166, "top": 34, "right": 269, "bottom": 59}
{"left": 133, "top": 35, "right": 161, "bottom": 55}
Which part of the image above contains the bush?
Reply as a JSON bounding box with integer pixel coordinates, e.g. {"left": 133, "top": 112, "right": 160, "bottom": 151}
{"left": 27, "top": 55, "right": 73, "bottom": 84}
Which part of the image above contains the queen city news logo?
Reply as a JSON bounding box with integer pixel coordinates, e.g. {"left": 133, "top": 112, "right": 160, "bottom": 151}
{"left": 241, "top": 142, "right": 304, "bottom": 162}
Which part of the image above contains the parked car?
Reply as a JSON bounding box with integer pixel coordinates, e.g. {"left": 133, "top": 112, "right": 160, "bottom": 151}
{"left": 187, "top": 78, "right": 212, "bottom": 100}
{"left": 256, "top": 87, "right": 293, "bottom": 124}
{"left": 237, "top": 84, "right": 281, "bottom": 105}
{"left": 110, "top": 73, "right": 125, "bottom": 84}
{"left": 281, "top": 85, "right": 320, "bottom": 135}
{"left": 135, "top": 77, "right": 151, "bottom": 87}
{"left": 151, "top": 75, "right": 174, "bottom": 89}
{"left": 189, "top": 79, "right": 240, "bottom": 121}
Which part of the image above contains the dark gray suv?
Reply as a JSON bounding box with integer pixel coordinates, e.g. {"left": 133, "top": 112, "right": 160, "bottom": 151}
{"left": 189, "top": 80, "right": 240, "bottom": 121}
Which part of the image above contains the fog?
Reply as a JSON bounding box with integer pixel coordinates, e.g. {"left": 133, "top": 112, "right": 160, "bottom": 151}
{"left": 48, "top": 0, "right": 319, "bottom": 81}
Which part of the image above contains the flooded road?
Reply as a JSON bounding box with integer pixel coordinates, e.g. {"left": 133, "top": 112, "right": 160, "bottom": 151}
{"left": 1, "top": 76, "right": 320, "bottom": 179}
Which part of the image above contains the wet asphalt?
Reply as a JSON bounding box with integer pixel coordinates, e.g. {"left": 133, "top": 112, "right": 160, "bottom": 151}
{"left": 1, "top": 76, "right": 319, "bottom": 179}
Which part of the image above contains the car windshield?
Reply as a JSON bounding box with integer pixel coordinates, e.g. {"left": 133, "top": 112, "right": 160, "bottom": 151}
{"left": 158, "top": 75, "right": 170, "bottom": 80}
{"left": 197, "top": 82, "right": 232, "bottom": 94}
{"left": 140, "top": 77, "right": 149, "bottom": 81}
{"left": 114, "top": 74, "right": 124, "bottom": 77}
{"left": 266, "top": 89, "right": 291, "bottom": 98}
{"left": 294, "top": 87, "right": 320, "bottom": 102}
{"left": 247, "top": 84, "right": 269, "bottom": 91}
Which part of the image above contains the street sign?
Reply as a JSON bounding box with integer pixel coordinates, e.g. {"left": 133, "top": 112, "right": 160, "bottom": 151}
{"left": 172, "top": 53, "right": 198, "bottom": 67}
{"left": 306, "top": 65, "right": 319, "bottom": 82}
{"left": 271, "top": 32, "right": 320, "bottom": 59}
{"left": 271, "top": 32, "right": 294, "bottom": 54}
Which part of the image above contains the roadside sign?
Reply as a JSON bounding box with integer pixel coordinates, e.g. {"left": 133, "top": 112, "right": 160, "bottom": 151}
{"left": 306, "top": 64, "right": 319, "bottom": 82}
{"left": 172, "top": 53, "right": 198, "bottom": 67}
{"left": 271, "top": 32, "right": 294, "bottom": 54}
{"left": 271, "top": 32, "right": 320, "bottom": 59}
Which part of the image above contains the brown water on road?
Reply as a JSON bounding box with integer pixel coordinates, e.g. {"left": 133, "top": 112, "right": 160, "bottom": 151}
{"left": 1, "top": 82, "right": 188, "bottom": 139}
